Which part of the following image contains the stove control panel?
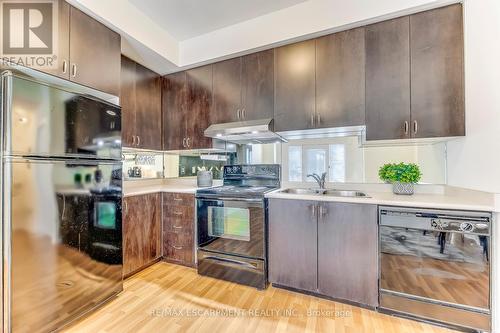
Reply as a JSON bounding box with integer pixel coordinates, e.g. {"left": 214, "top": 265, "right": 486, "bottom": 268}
{"left": 223, "top": 164, "right": 280, "bottom": 179}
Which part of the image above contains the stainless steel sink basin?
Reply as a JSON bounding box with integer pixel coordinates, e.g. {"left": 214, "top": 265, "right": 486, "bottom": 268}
{"left": 280, "top": 188, "right": 369, "bottom": 198}
{"left": 280, "top": 188, "right": 323, "bottom": 195}
{"left": 323, "top": 190, "right": 369, "bottom": 197}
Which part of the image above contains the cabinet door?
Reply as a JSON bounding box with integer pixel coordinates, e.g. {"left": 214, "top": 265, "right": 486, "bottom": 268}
{"left": 241, "top": 49, "right": 274, "bottom": 120}
{"left": 186, "top": 65, "right": 213, "bottom": 149}
{"left": 162, "top": 72, "right": 187, "bottom": 150}
{"left": 69, "top": 6, "right": 121, "bottom": 95}
{"left": 120, "top": 56, "right": 136, "bottom": 147}
{"left": 318, "top": 202, "right": 378, "bottom": 306}
{"left": 410, "top": 4, "right": 465, "bottom": 138}
{"left": 123, "top": 193, "right": 161, "bottom": 276}
{"left": 365, "top": 17, "right": 411, "bottom": 140}
{"left": 212, "top": 57, "right": 242, "bottom": 123}
{"left": 136, "top": 63, "right": 162, "bottom": 150}
{"left": 42, "top": 0, "right": 70, "bottom": 79}
{"left": 268, "top": 199, "right": 317, "bottom": 292}
{"left": 316, "top": 28, "right": 365, "bottom": 128}
{"left": 274, "top": 39, "right": 316, "bottom": 132}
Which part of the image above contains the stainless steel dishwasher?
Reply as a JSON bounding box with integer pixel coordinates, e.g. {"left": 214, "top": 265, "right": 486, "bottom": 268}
{"left": 378, "top": 206, "right": 491, "bottom": 332}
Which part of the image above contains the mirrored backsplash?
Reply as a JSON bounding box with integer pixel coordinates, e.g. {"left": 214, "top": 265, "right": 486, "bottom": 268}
{"left": 123, "top": 134, "right": 448, "bottom": 185}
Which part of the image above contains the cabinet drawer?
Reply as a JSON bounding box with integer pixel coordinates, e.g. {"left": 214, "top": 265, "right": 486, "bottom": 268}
{"left": 163, "top": 192, "right": 194, "bottom": 207}
{"left": 164, "top": 204, "right": 194, "bottom": 220}
{"left": 163, "top": 242, "right": 194, "bottom": 266}
{"left": 164, "top": 231, "right": 193, "bottom": 247}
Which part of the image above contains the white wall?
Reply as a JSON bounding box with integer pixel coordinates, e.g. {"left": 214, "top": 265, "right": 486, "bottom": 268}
{"left": 446, "top": 0, "right": 500, "bottom": 194}
{"left": 444, "top": 1, "right": 500, "bottom": 331}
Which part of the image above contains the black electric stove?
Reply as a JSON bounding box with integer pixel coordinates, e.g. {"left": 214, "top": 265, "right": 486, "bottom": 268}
{"left": 195, "top": 164, "right": 280, "bottom": 289}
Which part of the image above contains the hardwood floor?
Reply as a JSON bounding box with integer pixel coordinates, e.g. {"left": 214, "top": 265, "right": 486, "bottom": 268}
{"left": 63, "top": 262, "right": 456, "bottom": 333}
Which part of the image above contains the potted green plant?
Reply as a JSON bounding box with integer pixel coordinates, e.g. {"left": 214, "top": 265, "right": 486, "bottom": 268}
{"left": 379, "top": 163, "right": 422, "bottom": 195}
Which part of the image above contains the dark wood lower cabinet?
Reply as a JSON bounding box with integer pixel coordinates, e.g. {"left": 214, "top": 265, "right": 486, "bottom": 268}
{"left": 317, "top": 202, "right": 378, "bottom": 307}
{"left": 162, "top": 192, "right": 195, "bottom": 267}
{"left": 268, "top": 199, "right": 318, "bottom": 292}
{"left": 268, "top": 199, "right": 378, "bottom": 307}
{"left": 123, "top": 193, "right": 162, "bottom": 277}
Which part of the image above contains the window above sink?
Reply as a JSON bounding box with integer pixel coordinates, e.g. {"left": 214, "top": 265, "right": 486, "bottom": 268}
{"left": 283, "top": 136, "right": 447, "bottom": 184}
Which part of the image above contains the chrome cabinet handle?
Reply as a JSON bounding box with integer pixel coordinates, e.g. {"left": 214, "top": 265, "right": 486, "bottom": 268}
{"left": 237, "top": 109, "right": 241, "bottom": 120}
{"left": 182, "top": 138, "right": 186, "bottom": 148}
{"left": 132, "top": 135, "right": 136, "bottom": 146}
{"left": 124, "top": 200, "right": 128, "bottom": 214}
{"left": 173, "top": 211, "right": 182, "bottom": 216}
{"left": 71, "top": 64, "right": 77, "bottom": 78}
{"left": 317, "top": 113, "right": 321, "bottom": 126}
{"left": 404, "top": 121, "right": 409, "bottom": 135}
{"left": 186, "top": 137, "right": 190, "bottom": 148}
{"left": 173, "top": 197, "right": 183, "bottom": 202}
{"left": 62, "top": 60, "right": 67, "bottom": 74}
{"left": 241, "top": 108, "right": 246, "bottom": 120}
{"left": 172, "top": 225, "right": 183, "bottom": 229}
{"left": 136, "top": 135, "right": 141, "bottom": 146}
{"left": 413, "top": 120, "right": 418, "bottom": 135}
{"left": 310, "top": 113, "right": 315, "bottom": 127}
{"left": 172, "top": 245, "right": 183, "bottom": 250}
{"left": 311, "top": 204, "right": 317, "bottom": 218}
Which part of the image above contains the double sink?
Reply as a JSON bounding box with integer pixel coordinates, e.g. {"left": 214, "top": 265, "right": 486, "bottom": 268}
{"left": 280, "top": 188, "right": 369, "bottom": 198}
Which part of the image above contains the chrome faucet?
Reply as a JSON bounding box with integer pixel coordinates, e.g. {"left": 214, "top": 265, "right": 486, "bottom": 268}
{"left": 307, "top": 172, "right": 327, "bottom": 189}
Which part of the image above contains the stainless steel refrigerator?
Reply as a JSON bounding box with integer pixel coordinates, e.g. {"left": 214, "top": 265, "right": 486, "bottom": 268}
{"left": 1, "top": 65, "right": 123, "bottom": 332}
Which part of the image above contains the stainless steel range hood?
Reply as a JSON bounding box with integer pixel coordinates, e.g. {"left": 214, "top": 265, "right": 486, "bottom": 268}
{"left": 204, "top": 118, "right": 287, "bottom": 144}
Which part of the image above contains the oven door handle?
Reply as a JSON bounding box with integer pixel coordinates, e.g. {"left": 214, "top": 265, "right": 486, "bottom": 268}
{"left": 204, "top": 255, "right": 258, "bottom": 269}
{"left": 197, "top": 196, "right": 263, "bottom": 203}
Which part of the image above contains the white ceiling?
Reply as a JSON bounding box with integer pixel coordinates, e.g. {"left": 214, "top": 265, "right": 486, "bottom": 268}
{"left": 128, "top": 0, "right": 307, "bottom": 41}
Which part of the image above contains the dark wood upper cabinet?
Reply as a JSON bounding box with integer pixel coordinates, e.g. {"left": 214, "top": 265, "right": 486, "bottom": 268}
{"left": 316, "top": 27, "right": 365, "bottom": 128}
{"left": 241, "top": 49, "right": 274, "bottom": 120}
{"left": 365, "top": 16, "right": 411, "bottom": 140}
{"left": 120, "top": 56, "right": 136, "bottom": 147}
{"left": 69, "top": 6, "right": 121, "bottom": 95}
{"left": 162, "top": 67, "right": 213, "bottom": 151}
{"left": 135, "top": 64, "right": 162, "bottom": 150}
{"left": 318, "top": 202, "right": 378, "bottom": 307}
{"left": 186, "top": 65, "right": 213, "bottom": 149}
{"left": 410, "top": 4, "right": 465, "bottom": 138}
{"left": 274, "top": 39, "right": 316, "bottom": 132}
{"left": 212, "top": 57, "right": 242, "bottom": 123}
{"left": 123, "top": 193, "right": 162, "bottom": 277}
{"left": 120, "top": 56, "right": 161, "bottom": 150}
{"left": 42, "top": 0, "right": 70, "bottom": 79}
{"left": 162, "top": 72, "right": 187, "bottom": 150}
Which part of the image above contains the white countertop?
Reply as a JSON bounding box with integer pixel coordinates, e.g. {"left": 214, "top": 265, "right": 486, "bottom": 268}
{"left": 123, "top": 178, "right": 222, "bottom": 197}
{"left": 265, "top": 184, "right": 497, "bottom": 212}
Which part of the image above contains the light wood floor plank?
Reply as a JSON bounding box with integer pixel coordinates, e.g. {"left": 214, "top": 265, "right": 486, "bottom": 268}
{"left": 64, "top": 262, "right": 456, "bottom": 333}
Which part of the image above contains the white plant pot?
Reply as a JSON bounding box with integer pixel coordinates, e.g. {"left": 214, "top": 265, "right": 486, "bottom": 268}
{"left": 392, "top": 182, "right": 414, "bottom": 195}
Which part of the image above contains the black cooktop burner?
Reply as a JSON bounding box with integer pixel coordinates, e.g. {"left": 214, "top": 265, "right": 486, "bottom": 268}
{"left": 196, "top": 164, "right": 281, "bottom": 199}
{"left": 196, "top": 185, "right": 277, "bottom": 198}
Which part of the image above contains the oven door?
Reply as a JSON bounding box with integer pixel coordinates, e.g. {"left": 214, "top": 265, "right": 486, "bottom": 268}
{"left": 196, "top": 197, "right": 265, "bottom": 259}
{"left": 380, "top": 226, "right": 490, "bottom": 310}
